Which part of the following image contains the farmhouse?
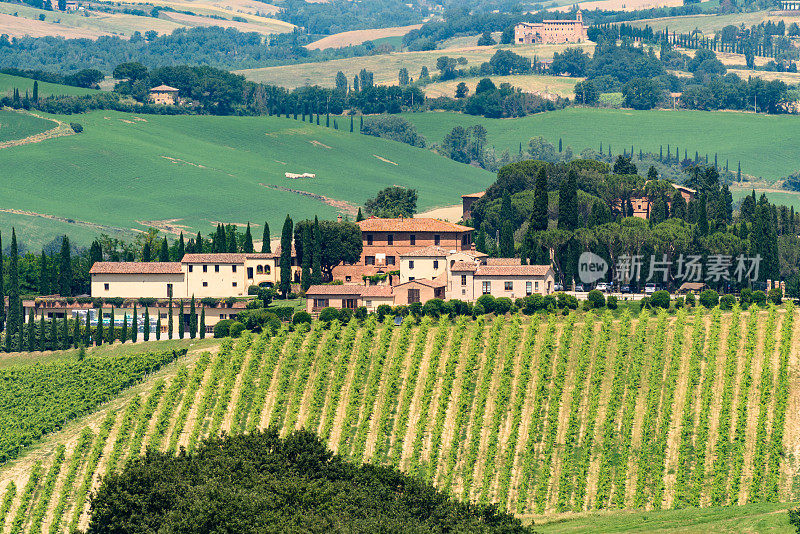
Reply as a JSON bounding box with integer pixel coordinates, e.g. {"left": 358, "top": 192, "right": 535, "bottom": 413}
{"left": 149, "top": 85, "right": 180, "bottom": 105}
{"left": 514, "top": 11, "right": 588, "bottom": 44}
{"left": 625, "top": 183, "right": 696, "bottom": 219}
{"left": 461, "top": 191, "right": 485, "bottom": 220}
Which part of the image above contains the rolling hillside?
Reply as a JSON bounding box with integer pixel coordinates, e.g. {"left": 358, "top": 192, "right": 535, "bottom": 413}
{"left": 0, "top": 74, "right": 96, "bottom": 98}
{"left": 402, "top": 109, "right": 800, "bottom": 182}
{"left": 0, "top": 109, "right": 492, "bottom": 247}
{"left": 0, "top": 306, "right": 797, "bottom": 532}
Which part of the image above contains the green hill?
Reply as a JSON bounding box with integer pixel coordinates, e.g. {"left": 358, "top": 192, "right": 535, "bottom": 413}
{"left": 0, "top": 110, "right": 493, "bottom": 247}
{"left": 401, "top": 109, "right": 800, "bottom": 182}
{"left": 0, "top": 109, "right": 56, "bottom": 142}
{"left": 0, "top": 73, "right": 96, "bottom": 98}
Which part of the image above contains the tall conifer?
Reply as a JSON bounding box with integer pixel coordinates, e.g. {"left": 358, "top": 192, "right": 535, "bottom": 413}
{"left": 279, "top": 215, "right": 293, "bottom": 297}
{"left": 189, "top": 296, "right": 197, "bottom": 339}
{"left": 311, "top": 216, "right": 322, "bottom": 285}
{"left": 243, "top": 223, "right": 254, "bottom": 253}
{"left": 261, "top": 222, "right": 271, "bottom": 253}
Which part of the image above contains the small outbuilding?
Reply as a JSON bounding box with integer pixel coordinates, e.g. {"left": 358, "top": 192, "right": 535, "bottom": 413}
{"left": 149, "top": 84, "right": 180, "bottom": 105}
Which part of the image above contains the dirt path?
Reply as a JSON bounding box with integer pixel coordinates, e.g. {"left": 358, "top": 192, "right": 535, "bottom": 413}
{"left": 260, "top": 183, "right": 359, "bottom": 218}
{"left": 0, "top": 208, "right": 130, "bottom": 235}
{"left": 220, "top": 347, "right": 255, "bottom": 434}
{"left": 0, "top": 111, "right": 73, "bottom": 150}
{"left": 174, "top": 347, "right": 221, "bottom": 450}
{"left": 325, "top": 328, "right": 368, "bottom": 452}
{"left": 362, "top": 326, "right": 403, "bottom": 461}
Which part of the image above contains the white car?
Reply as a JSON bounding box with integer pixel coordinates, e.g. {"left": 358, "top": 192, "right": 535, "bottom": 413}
{"left": 595, "top": 282, "right": 610, "bottom": 292}
{"left": 645, "top": 283, "right": 657, "bottom": 294}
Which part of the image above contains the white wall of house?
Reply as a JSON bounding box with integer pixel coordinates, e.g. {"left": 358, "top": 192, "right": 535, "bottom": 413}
{"left": 91, "top": 273, "right": 185, "bottom": 299}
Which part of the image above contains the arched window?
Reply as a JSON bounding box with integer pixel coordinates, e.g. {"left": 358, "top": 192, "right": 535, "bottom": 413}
{"left": 264, "top": 265, "right": 271, "bottom": 275}
{"left": 256, "top": 265, "right": 263, "bottom": 274}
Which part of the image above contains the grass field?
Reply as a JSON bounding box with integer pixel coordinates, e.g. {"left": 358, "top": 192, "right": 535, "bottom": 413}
{"left": 731, "top": 188, "right": 800, "bottom": 211}
{"left": 0, "top": 110, "right": 55, "bottom": 142}
{"left": 629, "top": 10, "right": 800, "bottom": 35}
{"left": 422, "top": 74, "right": 583, "bottom": 99}
{"left": 401, "top": 108, "right": 800, "bottom": 181}
{"left": 235, "top": 42, "right": 594, "bottom": 89}
{"left": 305, "top": 24, "right": 422, "bottom": 50}
{"left": 0, "top": 109, "right": 492, "bottom": 247}
{"left": 0, "top": 73, "right": 96, "bottom": 98}
{"left": 0, "top": 305, "right": 797, "bottom": 532}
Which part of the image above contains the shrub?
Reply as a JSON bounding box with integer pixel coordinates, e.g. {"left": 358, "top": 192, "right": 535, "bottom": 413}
{"left": 392, "top": 305, "right": 408, "bottom": 317}
{"left": 581, "top": 300, "right": 593, "bottom": 311}
{"left": 237, "top": 309, "right": 280, "bottom": 333}
{"left": 739, "top": 287, "right": 752, "bottom": 306}
{"left": 522, "top": 294, "right": 544, "bottom": 314}
{"left": 699, "top": 289, "right": 719, "bottom": 308}
{"left": 650, "top": 290, "right": 670, "bottom": 309}
{"left": 606, "top": 295, "right": 618, "bottom": 309}
{"left": 339, "top": 308, "right": 354, "bottom": 323}
{"left": 229, "top": 321, "right": 245, "bottom": 338}
{"left": 685, "top": 291, "right": 696, "bottom": 307}
{"left": 92, "top": 297, "right": 104, "bottom": 308}
{"left": 376, "top": 304, "right": 392, "bottom": 322}
{"left": 248, "top": 285, "right": 260, "bottom": 295}
{"left": 788, "top": 507, "right": 800, "bottom": 532}
{"left": 720, "top": 294, "right": 736, "bottom": 310}
{"left": 473, "top": 303, "right": 486, "bottom": 316}
{"left": 246, "top": 299, "right": 264, "bottom": 309}
{"left": 354, "top": 306, "right": 367, "bottom": 320}
{"left": 448, "top": 299, "right": 469, "bottom": 316}
{"left": 494, "top": 297, "right": 513, "bottom": 315}
{"left": 70, "top": 122, "right": 83, "bottom": 133}
{"left": 105, "top": 297, "right": 124, "bottom": 307}
{"left": 752, "top": 290, "right": 767, "bottom": 306}
{"left": 639, "top": 296, "right": 651, "bottom": 310}
{"left": 587, "top": 289, "right": 605, "bottom": 309}
{"left": 423, "top": 299, "right": 446, "bottom": 318}
{"left": 213, "top": 319, "right": 233, "bottom": 338}
{"left": 408, "top": 302, "right": 423, "bottom": 318}
{"left": 674, "top": 296, "right": 684, "bottom": 309}
{"left": 476, "top": 294, "right": 496, "bottom": 314}
{"left": 225, "top": 297, "right": 237, "bottom": 308}
{"left": 556, "top": 292, "right": 578, "bottom": 310}
{"left": 271, "top": 306, "right": 295, "bottom": 321}
{"left": 201, "top": 297, "right": 219, "bottom": 307}
{"left": 768, "top": 287, "right": 783, "bottom": 304}
{"left": 318, "top": 307, "right": 339, "bottom": 323}
{"left": 292, "top": 311, "right": 312, "bottom": 325}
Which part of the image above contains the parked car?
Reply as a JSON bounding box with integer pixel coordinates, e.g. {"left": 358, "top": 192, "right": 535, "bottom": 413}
{"left": 595, "top": 282, "right": 610, "bottom": 292}
{"left": 620, "top": 284, "right": 631, "bottom": 294}
{"left": 554, "top": 283, "right": 564, "bottom": 292}
{"left": 645, "top": 283, "right": 657, "bottom": 294}
{"left": 574, "top": 283, "right": 585, "bottom": 292}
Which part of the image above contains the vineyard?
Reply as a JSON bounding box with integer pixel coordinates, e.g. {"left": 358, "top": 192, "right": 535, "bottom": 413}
{"left": 0, "top": 306, "right": 798, "bottom": 532}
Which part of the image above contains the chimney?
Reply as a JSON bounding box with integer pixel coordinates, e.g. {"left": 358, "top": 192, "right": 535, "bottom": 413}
{"left": 337, "top": 215, "right": 342, "bottom": 223}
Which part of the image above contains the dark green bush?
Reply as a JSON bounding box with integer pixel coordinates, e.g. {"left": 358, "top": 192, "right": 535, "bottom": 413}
{"left": 376, "top": 304, "right": 392, "bottom": 322}
{"left": 720, "top": 294, "right": 735, "bottom": 310}
{"left": 213, "top": 319, "right": 233, "bottom": 338}
{"left": 318, "top": 307, "right": 339, "bottom": 323}
{"left": 292, "top": 311, "right": 312, "bottom": 325}
{"left": 768, "top": 287, "right": 783, "bottom": 304}
{"left": 606, "top": 295, "right": 618, "bottom": 309}
{"left": 229, "top": 321, "right": 245, "bottom": 338}
{"left": 476, "top": 294, "right": 496, "bottom": 314}
{"left": 752, "top": 290, "right": 767, "bottom": 306}
{"left": 587, "top": 289, "right": 605, "bottom": 309}
{"left": 650, "top": 290, "right": 670, "bottom": 309}
{"left": 354, "top": 306, "right": 367, "bottom": 320}
{"left": 699, "top": 289, "right": 720, "bottom": 308}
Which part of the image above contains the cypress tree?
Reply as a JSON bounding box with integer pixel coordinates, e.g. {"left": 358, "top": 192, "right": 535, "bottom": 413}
{"left": 359, "top": 115, "right": 363, "bottom": 131}
{"left": 72, "top": 314, "right": 80, "bottom": 348}
{"left": 499, "top": 190, "right": 515, "bottom": 257}
{"left": 301, "top": 224, "right": 312, "bottom": 291}
{"left": 350, "top": 115, "right": 354, "bottom": 132}
{"left": 531, "top": 166, "right": 548, "bottom": 231}
{"left": 356, "top": 208, "right": 364, "bottom": 222}
{"left": 279, "top": 214, "right": 293, "bottom": 297}
{"left": 737, "top": 161, "right": 741, "bottom": 181}
{"left": 189, "top": 296, "right": 197, "bottom": 339}
{"left": 26, "top": 310, "right": 35, "bottom": 352}
{"left": 143, "top": 308, "right": 150, "bottom": 341}
{"left": 311, "top": 216, "right": 322, "bottom": 285}
{"left": 32, "top": 80, "right": 38, "bottom": 102}
{"left": 178, "top": 300, "right": 185, "bottom": 339}
{"left": 558, "top": 138, "right": 562, "bottom": 152}
{"left": 177, "top": 233, "right": 185, "bottom": 260}
{"left": 142, "top": 242, "right": 151, "bottom": 262}
{"left": 326, "top": 113, "right": 330, "bottom": 127}
{"left": 16, "top": 320, "right": 22, "bottom": 352}
{"left": 131, "top": 305, "right": 138, "bottom": 342}
{"left": 94, "top": 311, "right": 103, "bottom": 346}
{"left": 474, "top": 224, "right": 487, "bottom": 254}
{"left": 334, "top": 119, "right": 338, "bottom": 130}
{"left": 159, "top": 237, "right": 170, "bottom": 262}
{"left": 168, "top": 298, "right": 173, "bottom": 339}
{"left": 59, "top": 236, "right": 72, "bottom": 296}
{"left": 558, "top": 170, "right": 579, "bottom": 231}
{"left": 61, "top": 315, "right": 68, "bottom": 350}
{"left": 156, "top": 311, "right": 161, "bottom": 340}
{"left": 39, "top": 314, "right": 45, "bottom": 351}
{"left": 261, "top": 222, "right": 271, "bottom": 253}
{"left": 84, "top": 313, "right": 91, "bottom": 346}
{"left": 243, "top": 222, "right": 254, "bottom": 253}
{"left": 0, "top": 231, "right": 4, "bottom": 334}
{"left": 698, "top": 193, "right": 709, "bottom": 235}
{"left": 9, "top": 229, "right": 20, "bottom": 339}
{"left": 199, "top": 308, "right": 205, "bottom": 339}
{"left": 107, "top": 308, "right": 115, "bottom": 344}
{"left": 196, "top": 232, "right": 203, "bottom": 253}
{"left": 121, "top": 314, "right": 127, "bottom": 344}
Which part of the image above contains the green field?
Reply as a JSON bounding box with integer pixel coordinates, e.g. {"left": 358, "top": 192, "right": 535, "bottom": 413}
{"left": 402, "top": 108, "right": 800, "bottom": 181}
{"left": 0, "top": 73, "right": 96, "bottom": 98}
{"left": 0, "top": 109, "right": 55, "bottom": 142}
{"left": 628, "top": 10, "right": 798, "bottom": 35}
{"left": 0, "top": 110, "right": 492, "bottom": 247}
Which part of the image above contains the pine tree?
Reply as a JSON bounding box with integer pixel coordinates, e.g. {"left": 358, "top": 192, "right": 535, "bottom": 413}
{"left": 32, "top": 80, "right": 38, "bottom": 102}
{"left": 107, "top": 308, "right": 115, "bottom": 344}
{"left": 61, "top": 315, "right": 68, "bottom": 350}
{"left": 26, "top": 310, "right": 35, "bottom": 352}
{"left": 356, "top": 208, "right": 364, "bottom": 222}
{"left": 531, "top": 166, "right": 548, "bottom": 231}
{"left": 558, "top": 170, "right": 579, "bottom": 231}
{"left": 142, "top": 242, "right": 151, "bottom": 262}
{"left": 143, "top": 308, "right": 150, "bottom": 341}
{"left": 261, "top": 222, "right": 271, "bottom": 253}
{"left": 499, "top": 190, "right": 515, "bottom": 257}
{"left": 279, "top": 215, "right": 293, "bottom": 297}
{"left": 177, "top": 233, "right": 185, "bottom": 260}
{"left": 94, "top": 311, "right": 103, "bottom": 346}
{"left": 131, "top": 305, "right": 138, "bottom": 342}
{"left": 38, "top": 250, "right": 49, "bottom": 295}
{"left": 159, "top": 237, "right": 170, "bottom": 262}
{"left": 178, "top": 300, "right": 185, "bottom": 339}
{"left": 121, "top": 314, "right": 128, "bottom": 344}
{"left": 698, "top": 193, "right": 709, "bottom": 235}
{"left": 311, "top": 216, "right": 322, "bottom": 285}
{"left": 89, "top": 240, "right": 102, "bottom": 267}
{"left": 301, "top": 224, "right": 312, "bottom": 291}
{"left": 168, "top": 298, "right": 173, "bottom": 340}
{"left": 189, "top": 296, "right": 197, "bottom": 339}
{"left": 243, "top": 222, "right": 254, "bottom": 253}
{"left": 84, "top": 313, "right": 91, "bottom": 346}
{"left": 72, "top": 315, "right": 80, "bottom": 348}
{"left": 199, "top": 308, "right": 205, "bottom": 339}
{"left": 39, "top": 314, "right": 46, "bottom": 351}
{"left": 156, "top": 311, "right": 161, "bottom": 341}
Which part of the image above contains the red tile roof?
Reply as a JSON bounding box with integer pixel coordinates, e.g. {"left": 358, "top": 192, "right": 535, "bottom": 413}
{"left": 89, "top": 262, "right": 183, "bottom": 274}
{"left": 461, "top": 191, "right": 485, "bottom": 199}
{"left": 450, "top": 261, "right": 478, "bottom": 272}
{"left": 358, "top": 217, "right": 473, "bottom": 233}
{"left": 361, "top": 286, "right": 394, "bottom": 297}
{"left": 181, "top": 253, "right": 246, "bottom": 264}
{"left": 474, "top": 264, "right": 553, "bottom": 277}
{"left": 150, "top": 84, "right": 179, "bottom": 92}
{"left": 485, "top": 258, "right": 522, "bottom": 266}
{"left": 305, "top": 285, "right": 366, "bottom": 296}
{"left": 395, "top": 278, "right": 446, "bottom": 289}
{"left": 401, "top": 245, "right": 452, "bottom": 257}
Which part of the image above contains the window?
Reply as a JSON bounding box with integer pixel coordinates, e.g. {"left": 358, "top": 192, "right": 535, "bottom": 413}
{"left": 188, "top": 265, "right": 193, "bottom": 272}
{"left": 264, "top": 265, "right": 271, "bottom": 274}
{"left": 409, "top": 260, "right": 414, "bottom": 269}
{"left": 345, "top": 276, "right": 352, "bottom": 282}
{"left": 386, "top": 256, "right": 395, "bottom": 266}
{"left": 215, "top": 265, "right": 220, "bottom": 272}
{"left": 387, "top": 234, "right": 394, "bottom": 245}
{"left": 256, "top": 265, "right": 263, "bottom": 274}
{"left": 535, "top": 281, "right": 540, "bottom": 290}
{"left": 408, "top": 289, "right": 420, "bottom": 303}
{"left": 366, "top": 300, "right": 372, "bottom": 307}
{"left": 482, "top": 281, "right": 491, "bottom": 294}
{"left": 247, "top": 267, "right": 254, "bottom": 278}
{"left": 206, "top": 326, "right": 214, "bottom": 333}
{"left": 202, "top": 282, "right": 208, "bottom": 287}
{"left": 505, "top": 281, "right": 513, "bottom": 291}
{"left": 167, "top": 283, "right": 173, "bottom": 298}
{"left": 232, "top": 265, "right": 237, "bottom": 273}
{"left": 232, "top": 282, "right": 237, "bottom": 287}
{"left": 526, "top": 281, "right": 532, "bottom": 295}
{"left": 410, "top": 234, "right": 416, "bottom": 246}
{"left": 433, "top": 260, "right": 439, "bottom": 270}
{"left": 160, "top": 313, "right": 167, "bottom": 319}
{"left": 365, "top": 256, "right": 375, "bottom": 266}
{"left": 314, "top": 298, "right": 329, "bottom": 308}
{"left": 434, "top": 234, "right": 440, "bottom": 246}
{"left": 366, "top": 234, "right": 373, "bottom": 245}
{"left": 203, "top": 265, "right": 208, "bottom": 273}
{"left": 104, "top": 283, "right": 109, "bottom": 291}
{"left": 462, "top": 289, "right": 466, "bottom": 295}
{"left": 461, "top": 275, "right": 467, "bottom": 286}
{"left": 462, "top": 234, "right": 471, "bottom": 246}
{"left": 344, "top": 298, "right": 357, "bottom": 309}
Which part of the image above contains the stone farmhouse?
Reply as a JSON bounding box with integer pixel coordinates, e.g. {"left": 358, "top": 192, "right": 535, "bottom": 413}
{"left": 625, "top": 183, "right": 696, "bottom": 219}
{"left": 148, "top": 85, "right": 180, "bottom": 105}
{"left": 514, "top": 11, "right": 588, "bottom": 44}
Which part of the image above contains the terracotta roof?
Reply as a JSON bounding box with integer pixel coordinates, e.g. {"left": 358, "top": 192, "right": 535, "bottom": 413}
{"left": 462, "top": 191, "right": 486, "bottom": 199}
{"left": 305, "top": 285, "right": 365, "bottom": 296}
{"left": 244, "top": 252, "right": 280, "bottom": 260}
{"left": 358, "top": 217, "right": 473, "bottom": 233}
{"left": 450, "top": 261, "right": 478, "bottom": 272}
{"left": 474, "top": 264, "right": 553, "bottom": 277}
{"left": 401, "top": 245, "right": 452, "bottom": 258}
{"left": 395, "top": 278, "right": 446, "bottom": 289}
{"left": 181, "top": 253, "right": 246, "bottom": 264}
{"left": 90, "top": 262, "right": 183, "bottom": 274}
{"left": 486, "top": 258, "right": 522, "bottom": 266}
{"left": 150, "top": 84, "right": 179, "bottom": 92}
{"left": 361, "top": 286, "right": 394, "bottom": 297}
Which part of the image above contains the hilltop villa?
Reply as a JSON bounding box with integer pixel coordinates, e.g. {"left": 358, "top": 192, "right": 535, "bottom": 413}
{"left": 149, "top": 85, "right": 180, "bottom": 105}
{"left": 514, "top": 11, "right": 588, "bottom": 44}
